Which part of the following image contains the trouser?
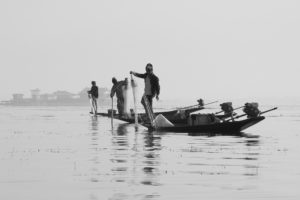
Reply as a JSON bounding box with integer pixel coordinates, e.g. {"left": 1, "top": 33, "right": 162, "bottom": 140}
{"left": 141, "top": 95, "right": 154, "bottom": 122}
{"left": 117, "top": 98, "right": 124, "bottom": 116}
{"left": 90, "top": 97, "right": 98, "bottom": 114}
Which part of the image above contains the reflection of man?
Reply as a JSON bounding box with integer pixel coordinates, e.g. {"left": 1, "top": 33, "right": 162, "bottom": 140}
{"left": 130, "top": 63, "right": 160, "bottom": 115}
{"left": 110, "top": 77, "right": 128, "bottom": 116}
{"left": 87, "top": 81, "right": 98, "bottom": 115}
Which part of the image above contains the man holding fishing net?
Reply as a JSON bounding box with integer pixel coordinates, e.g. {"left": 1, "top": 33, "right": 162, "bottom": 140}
{"left": 110, "top": 77, "right": 128, "bottom": 117}
{"left": 130, "top": 63, "right": 160, "bottom": 121}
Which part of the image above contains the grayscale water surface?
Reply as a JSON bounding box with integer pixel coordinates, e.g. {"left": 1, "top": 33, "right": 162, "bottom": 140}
{"left": 0, "top": 105, "right": 299, "bottom": 200}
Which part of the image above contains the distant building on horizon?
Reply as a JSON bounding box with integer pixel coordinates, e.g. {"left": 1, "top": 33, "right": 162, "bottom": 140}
{"left": 53, "top": 90, "right": 74, "bottom": 100}
{"left": 12, "top": 93, "right": 24, "bottom": 102}
{"left": 31, "top": 89, "right": 41, "bottom": 100}
{"left": 3, "top": 87, "right": 111, "bottom": 106}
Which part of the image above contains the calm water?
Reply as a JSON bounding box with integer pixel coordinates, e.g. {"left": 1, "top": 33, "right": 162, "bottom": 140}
{"left": 0, "top": 104, "right": 300, "bottom": 200}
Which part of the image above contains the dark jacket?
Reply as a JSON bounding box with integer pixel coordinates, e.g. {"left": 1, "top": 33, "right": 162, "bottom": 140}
{"left": 134, "top": 73, "right": 160, "bottom": 97}
{"left": 88, "top": 86, "right": 98, "bottom": 98}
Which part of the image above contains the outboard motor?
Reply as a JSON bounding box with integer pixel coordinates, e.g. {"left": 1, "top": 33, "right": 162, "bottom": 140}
{"left": 220, "top": 102, "right": 233, "bottom": 115}
{"left": 243, "top": 102, "right": 260, "bottom": 118}
{"left": 197, "top": 98, "right": 204, "bottom": 107}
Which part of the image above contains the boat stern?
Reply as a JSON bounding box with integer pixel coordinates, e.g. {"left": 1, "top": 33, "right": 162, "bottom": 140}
{"left": 240, "top": 116, "right": 265, "bottom": 132}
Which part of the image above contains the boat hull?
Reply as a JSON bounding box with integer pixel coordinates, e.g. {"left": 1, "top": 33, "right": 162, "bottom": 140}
{"left": 97, "top": 106, "right": 204, "bottom": 124}
{"left": 98, "top": 111, "right": 265, "bottom": 133}
{"left": 97, "top": 113, "right": 141, "bottom": 123}
{"left": 148, "top": 116, "right": 265, "bottom": 133}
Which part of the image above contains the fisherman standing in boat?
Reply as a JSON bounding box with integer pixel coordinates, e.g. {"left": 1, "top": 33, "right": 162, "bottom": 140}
{"left": 130, "top": 63, "right": 160, "bottom": 116}
{"left": 87, "top": 81, "right": 98, "bottom": 115}
{"left": 110, "top": 77, "right": 128, "bottom": 117}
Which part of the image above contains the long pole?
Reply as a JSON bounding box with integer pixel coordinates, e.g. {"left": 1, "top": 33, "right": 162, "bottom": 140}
{"left": 178, "top": 100, "right": 218, "bottom": 110}
{"left": 131, "top": 74, "right": 138, "bottom": 127}
{"left": 260, "top": 107, "right": 278, "bottom": 115}
{"left": 111, "top": 97, "right": 114, "bottom": 128}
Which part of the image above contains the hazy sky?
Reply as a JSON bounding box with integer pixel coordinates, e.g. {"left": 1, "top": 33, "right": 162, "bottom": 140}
{"left": 1, "top": 0, "right": 299, "bottom": 101}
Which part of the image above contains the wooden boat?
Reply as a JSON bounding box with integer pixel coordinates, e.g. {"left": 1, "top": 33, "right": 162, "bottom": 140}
{"left": 97, "top": 109, "right": 201, "bottom": 124}
{"left": 97, "top": 110, "right": 236, "bottom": 125}
{"left": 97, "top": 100, "right": 218, "bottom": 123}
{"left": 144, "top": 107, "right": 277, "bottom": 133}
{"left": 96, "top": 107, "right": 204, "bottom": 123}
{"left": 97, "top": 98, "right": 276, "bottom": 133}
{"left": 145, "top": 116, "right": 265, "bottom": 133}
{"left": 98, "top": 112, "right": 265, "bottom": 133}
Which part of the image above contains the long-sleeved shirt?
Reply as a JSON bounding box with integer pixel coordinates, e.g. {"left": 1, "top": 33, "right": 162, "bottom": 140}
{"left": 88, "top": 86, "right": 98, "bottom": 98}
{"left": 110, "top": 80, "right": 127, "bottom": 100}
{"left": 133, "top": 72, "right": 160, "bottom": 97}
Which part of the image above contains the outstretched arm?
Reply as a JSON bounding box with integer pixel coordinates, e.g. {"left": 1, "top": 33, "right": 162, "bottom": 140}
{"left": 130, "top": 71, "right": 147, "bottom": 79}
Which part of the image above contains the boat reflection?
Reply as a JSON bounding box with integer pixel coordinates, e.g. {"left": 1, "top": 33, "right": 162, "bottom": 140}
{"left": 109, "top": 124, "right": 162, "bottom": 187}
{"left": 90, "top": 115, "right": 98, "bottom": 131}
{"left": 183, "top": 131, "right": 261, "bottom": 178}
{"left": 87, "top": 120, "right": 262, "bottom": 199}
{"left": 140, "top": 132, "right": 162, "bottom": 186}
{"left": 188, "top": 131, "right": 260, "bottom": 138}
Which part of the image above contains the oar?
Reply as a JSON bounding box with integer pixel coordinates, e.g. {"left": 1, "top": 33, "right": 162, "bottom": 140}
{"left": 178, "top": 100, "right": 218, "bottom": 110}
{"left": 111, "top": 97, "right": 114, "bottom": 128}
{"left": 259, "top": 107, "right": 278, "bottom": 115}
{"left": 215, "top": 106, "right": 244, "bottom": 115}
{"left": 130, "top": 74, "right": 138, "bottom": 127}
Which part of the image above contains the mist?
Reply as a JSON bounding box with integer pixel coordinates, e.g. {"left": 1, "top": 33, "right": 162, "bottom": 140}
{"left": 1, "top": 0, "right": 299, "bottom": 101}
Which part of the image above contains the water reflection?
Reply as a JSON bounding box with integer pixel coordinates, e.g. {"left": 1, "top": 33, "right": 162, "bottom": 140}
{"left": 88, "top": 116, "right": 100, "bottom": 183}
{"left": 187, "top": 131, "right": 259, "bottom": 138}
{"left": 86, "top": 118, "right": 263, "bottom": 199}
{"left": 116, "top": 123, "right": 130, "bottom": 135}
{"left": 90, "top": 115, "right": 98, "bottom": 131}
{"left": 109, "top": 124, "right": 163, "bottom": 195}
{"left": 183, "top": 132, "right": 261, "bottom": 179}
{"left": 141, "top": 132, "right": 162, "bottom": 186}
{"left": 110, "top": 124, "right": 130, "bottom": 184}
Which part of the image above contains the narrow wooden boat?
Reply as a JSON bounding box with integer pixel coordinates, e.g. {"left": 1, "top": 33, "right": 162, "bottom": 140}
{"left": 145, "top": 116, "right": 265, "bottom": 133}
{"left": 97, "top": 100, "right": 218, "bottom": 123}
{"left": 97, "top": 110, "right": 234, "bottom": 125}
{"left": 97, "top": 103, "right": 276, "bottom": 134}
{"left": 97, "top": 106, "right": 205, "bottom": 123}
{"left": 98, "top": 111, "right": 265, "bottom": 133}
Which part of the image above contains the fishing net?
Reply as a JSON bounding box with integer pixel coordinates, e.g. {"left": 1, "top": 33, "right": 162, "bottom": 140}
{"left": 153, "top": 114, "right": 174, "bottom": 127}
{"left": 122, "top": 80, "right": 130, "bottom": 117}
{"left": 125, "top": 75, "right": 174, "bottom": 128}
{"left": 130, "top": 76, "right": 139, "bottom": 125}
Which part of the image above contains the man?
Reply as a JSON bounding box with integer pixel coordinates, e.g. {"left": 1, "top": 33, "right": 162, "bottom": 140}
{"left": 110, "top": 77, "right": 128, "bottom": 116}
{"left": 130, "top": 63, "right": 160, "bottom": 116}
{"left": 87, "top": 81, "right": 98, "bottom": 115}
